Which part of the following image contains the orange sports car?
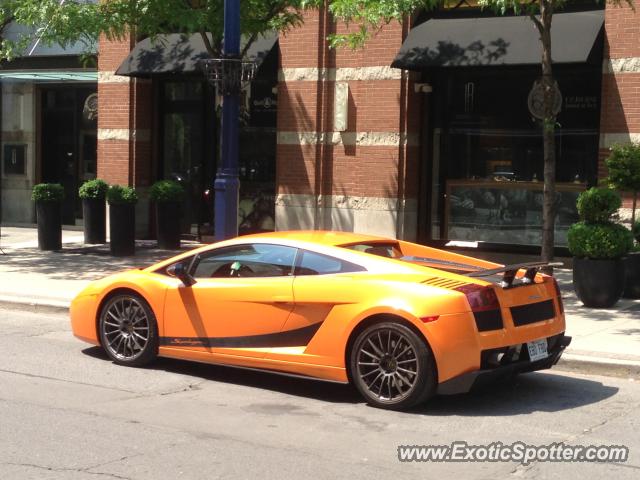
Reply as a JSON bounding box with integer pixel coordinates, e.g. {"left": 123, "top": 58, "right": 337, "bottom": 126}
{"left": 70, "top": 230, "right": 570, "bottom": 410}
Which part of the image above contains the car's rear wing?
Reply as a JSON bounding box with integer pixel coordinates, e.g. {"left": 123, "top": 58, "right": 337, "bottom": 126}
{"left": 466, "top": 261, "right": 564, "bottom": 288}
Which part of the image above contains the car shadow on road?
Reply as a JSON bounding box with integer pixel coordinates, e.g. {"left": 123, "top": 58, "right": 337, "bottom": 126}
{"left": 412, "top": 372, "right": 619, "bottom": 417}
{"left": 83, "top": 346, "right": 618, "bottom": 414}
{"left": 82, "top": 346, "right": 363, "bottom": 404}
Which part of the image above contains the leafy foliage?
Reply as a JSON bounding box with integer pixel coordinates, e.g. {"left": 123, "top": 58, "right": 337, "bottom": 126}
{"left": 107, "top": 185, "right": 138, "bottom": 205}
{"left": 78, "top": 179, "right": 109, "bottom": 200}
{"left": 605, "top": 143, "right": 640, "bottom": 194}
{"left": 326, "top": 1, "right": 634, "bottom": 48}
{"left": 633, "top": 221, "right": 640, "bottom": 243}
{"left": 1, "top": 0, "right": 317, "bottom": 60}
{"left": 576, "top": 188, "right": 622, "bottom": 224}
{"left": 568, "top": 222, "right": 633, "bottom": 259}
{"left": 31, "top": 183, "right": 65, "bottom": 202}
{"left": 149, "top": 180, "right": 185, "bottom": 203}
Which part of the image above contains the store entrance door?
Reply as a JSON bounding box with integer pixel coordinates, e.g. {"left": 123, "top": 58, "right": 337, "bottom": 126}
{"left": 40, "top": 86, "right": 97, "bottom": 225}
{"left": 160, "top": 80, "right": 215, "bottom": 236}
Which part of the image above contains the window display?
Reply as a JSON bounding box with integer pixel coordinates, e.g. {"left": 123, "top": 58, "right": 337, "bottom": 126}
{"left": 446, "top": 180, "right": 583, "bottom": 246}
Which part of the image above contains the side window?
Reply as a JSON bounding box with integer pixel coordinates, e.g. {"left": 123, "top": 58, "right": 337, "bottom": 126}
{"left": 191, "top": 244, "right": 297, "bottom": 278}
{"left": 294, "top": 250, "right": 366, "bottom": 276}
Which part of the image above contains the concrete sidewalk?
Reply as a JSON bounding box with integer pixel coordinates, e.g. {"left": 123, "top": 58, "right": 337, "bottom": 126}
{"left": 1, "top": 226, "right": 639, "bottom": 377}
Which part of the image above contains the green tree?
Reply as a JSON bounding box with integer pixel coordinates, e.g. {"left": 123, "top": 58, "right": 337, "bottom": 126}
{"left": 0, "top": 1, "right": 16, "bottom": 52}
{"left": 0, "top": 0, "right": 315, "bottom": 60}
{"left": 605, "top": 143, "right": 640, "bottom": 224}
{"left": 327, "top": 0, "right": 633, "bottom": 266}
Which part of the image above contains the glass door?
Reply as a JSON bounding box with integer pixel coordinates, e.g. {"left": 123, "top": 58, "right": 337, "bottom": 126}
{"left": 160, "top": 80, "right": 215, "bottom": 236}
{"left": 40, "top": 86, "right": 97, "bottom": 225}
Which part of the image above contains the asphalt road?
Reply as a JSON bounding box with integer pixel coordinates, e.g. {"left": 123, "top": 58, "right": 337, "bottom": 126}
{"left": 1, "top": 307, "right": 639, "bottom": 480}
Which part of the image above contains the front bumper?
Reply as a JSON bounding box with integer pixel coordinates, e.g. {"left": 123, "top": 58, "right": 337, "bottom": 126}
{"left": 437, "top": 334, "right": 571, "bottom": 395}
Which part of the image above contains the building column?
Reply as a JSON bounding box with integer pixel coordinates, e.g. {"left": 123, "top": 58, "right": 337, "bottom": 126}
{"left": 97, "top": 34, "right": 153, "bottom": 236}
{"left": 276, "top": 8, "right": 421, "bottom": 240}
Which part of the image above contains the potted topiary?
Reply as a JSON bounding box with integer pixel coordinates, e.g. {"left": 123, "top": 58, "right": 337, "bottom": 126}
{"left": 78, "top": 179, "right": 108, "bottom": 244}
{"left": 32, "top": 183, "right": 64, "bottom": 251}
{"left": 568, "top": 187, "right": 634, "bottom": 308}
{"left": 605, "top": 143, "right": 640, "bottom": 298}
{"left": 107, "top": 185, "right": 138, "bottom": 256}
{"left": 149, "top": 180, "right": 185, "bottom": 249}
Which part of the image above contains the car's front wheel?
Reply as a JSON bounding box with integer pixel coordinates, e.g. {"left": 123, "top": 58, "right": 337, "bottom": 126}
{"left": 99, "top": 292, "right": 158, "bottom": 367}
{"left": 350, "top": 321, "right": 436, "bottom": 410}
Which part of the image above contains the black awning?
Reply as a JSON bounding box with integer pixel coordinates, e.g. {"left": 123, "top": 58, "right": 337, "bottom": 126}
{"left": 392, "top": 10, "right": 604, "bottom": 70}
{"left": 115, "top": 32, "right": 278, "bottom": 77}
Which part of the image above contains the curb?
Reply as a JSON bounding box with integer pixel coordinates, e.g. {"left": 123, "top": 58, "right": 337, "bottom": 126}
{"left": 555, "top": 354, "right": 640, "bottom": 380}
{"left": 0, "top": 296, "right": 70, "bottom": 315}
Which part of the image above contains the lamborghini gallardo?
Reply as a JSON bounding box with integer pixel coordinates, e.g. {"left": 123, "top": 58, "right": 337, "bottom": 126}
{"left": 70, "top": 231, "right": 570, "bottom": 410}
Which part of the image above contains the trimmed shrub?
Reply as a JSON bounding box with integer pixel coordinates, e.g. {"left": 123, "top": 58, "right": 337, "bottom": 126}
{"left": 106, "top": 185, "right": 138, "bottom": 205}
{"left": 79, "top": 179, "right": 109, "bottom": 200}
{"left": 568, "top": 222, "right": 634, "bottom": 260}
{"left": 149, "top": 180, "right": 184, "bottom": 203}
{"left": 576, "top": 187, "right": 621, "bottom": 224}
{"left": 31, "top": 183, "right": 64, "bottom": 202}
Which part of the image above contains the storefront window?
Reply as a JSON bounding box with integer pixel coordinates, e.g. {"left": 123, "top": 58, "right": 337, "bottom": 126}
{"left": 427, "top": 65, "right": 600, "bottom": 247}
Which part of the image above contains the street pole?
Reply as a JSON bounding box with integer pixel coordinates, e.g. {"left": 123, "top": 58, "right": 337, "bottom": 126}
{"left": 214, "top": 0, "right": 241, "bottom": 241}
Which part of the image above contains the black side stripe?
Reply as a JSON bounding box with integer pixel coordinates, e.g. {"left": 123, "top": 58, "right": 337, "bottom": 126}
{"left": 160, "top": 322, "right": 323, "bottom": 349}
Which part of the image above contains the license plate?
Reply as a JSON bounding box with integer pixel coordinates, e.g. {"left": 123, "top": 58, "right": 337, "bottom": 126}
{"left": 527, "top": 338, "right": 548, "bottom": 362}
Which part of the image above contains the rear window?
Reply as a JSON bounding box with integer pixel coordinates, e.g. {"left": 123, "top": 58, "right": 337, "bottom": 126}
{"left": 342, "top": 242, "right": 478, "bottom": 274}
{"left": 295, "top": 250, "right": 366, "bottom": 275}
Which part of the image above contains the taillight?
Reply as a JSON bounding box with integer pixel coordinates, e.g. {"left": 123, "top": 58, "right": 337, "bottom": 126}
{"left": 552, "top": 278, "right": 564, "bottom": 315}
{"left": 455, "top": 284, "right": 501, "bottom": 312}
{"left": 456, "top": 284, "right": 503, "bottom": 332}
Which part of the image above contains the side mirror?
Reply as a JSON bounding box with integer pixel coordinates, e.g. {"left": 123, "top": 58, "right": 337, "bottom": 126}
{"left": 167, "top": 262, "right": 196, "bottom": 287}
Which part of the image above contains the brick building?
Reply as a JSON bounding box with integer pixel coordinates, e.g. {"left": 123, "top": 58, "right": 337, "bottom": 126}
{"left": 5, "top": 3, "right": 638, "bottom": 252}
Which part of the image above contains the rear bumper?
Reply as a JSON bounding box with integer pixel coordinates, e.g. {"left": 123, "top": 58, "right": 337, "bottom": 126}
{"left": 437, "top": 334, "right": 571, "bottom": 395}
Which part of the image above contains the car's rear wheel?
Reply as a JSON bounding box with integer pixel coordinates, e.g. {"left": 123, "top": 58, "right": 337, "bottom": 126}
{"left": 99, "top": 293, "right": 158, "bottom": 367}
{"left": 350, "top": 321, "right": 436, "bottom": 410}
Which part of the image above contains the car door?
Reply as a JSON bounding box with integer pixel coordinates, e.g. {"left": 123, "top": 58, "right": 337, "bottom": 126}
{"left": 162, "top": 243, "right": 297, "bottom": 358}
{"left": 265, "top": 249, "right": 367, "bottom": 363}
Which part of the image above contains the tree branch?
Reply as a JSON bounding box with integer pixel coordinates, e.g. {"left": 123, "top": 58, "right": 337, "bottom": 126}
{"left": 199, "top": 30, "right": 219, "bottom": 57}
{"left": 528, "top": 12, "right": 544, "bottom": 36}
{"left": 240, "top": 2, "right": 283, "bottom": 57}
{"left": 240, "top": 32, "right": 258, "bottom": 58}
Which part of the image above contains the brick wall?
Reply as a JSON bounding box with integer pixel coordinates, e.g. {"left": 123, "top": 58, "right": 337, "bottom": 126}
{"left": 97, "top": 33, "right": 154, "bottom": 236}
{"left": 97, "top": 34, "right": 153, "bottom": 189}
{"left": 599, "top": 4, "right": 640, "bottom": 209}
{"left": 276, "top": 7, "right": 421, "bottom": 238}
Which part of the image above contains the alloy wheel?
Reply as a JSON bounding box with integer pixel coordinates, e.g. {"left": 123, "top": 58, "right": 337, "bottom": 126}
{"left": 101, "top": 295, "right": 151, "bottom": 362}
{"left": 355, "top": 327, "right": 420, "bottom": 404}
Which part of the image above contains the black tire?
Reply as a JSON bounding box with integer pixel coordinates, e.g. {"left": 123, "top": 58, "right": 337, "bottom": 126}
{"left": 98, "top": 292, "right": 158, "bottom": 367}
{"left": 349, "top": 321, "right": 436, "bottom": 410}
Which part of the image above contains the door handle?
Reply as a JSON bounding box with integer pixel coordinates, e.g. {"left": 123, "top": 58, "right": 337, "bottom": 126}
{"left": 272, "top": 295, "right": 293, "bottom": 304}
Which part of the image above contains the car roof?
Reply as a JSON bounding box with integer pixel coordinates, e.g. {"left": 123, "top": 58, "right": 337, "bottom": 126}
{"left": 238, "top": 230, "right": 394, "bottom": 247}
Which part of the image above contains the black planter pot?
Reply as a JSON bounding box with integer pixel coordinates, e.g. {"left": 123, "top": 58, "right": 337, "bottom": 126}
{"left": 623, "top": 252, "right": 640, "bottom": 298}
{"left": 36, "top": 201, "right": 62, "bottom": 251}
{"left": 573, "top": 257, "right": 626, "bottom": 308}
{"left": 155, "top": 201, "right": 181, "bottom": 250}
{"left": 109, "top": 203, "right": 135, "bottom": 256}
{"left": 82, "top": 198, "right": 106, "bottom": 244}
